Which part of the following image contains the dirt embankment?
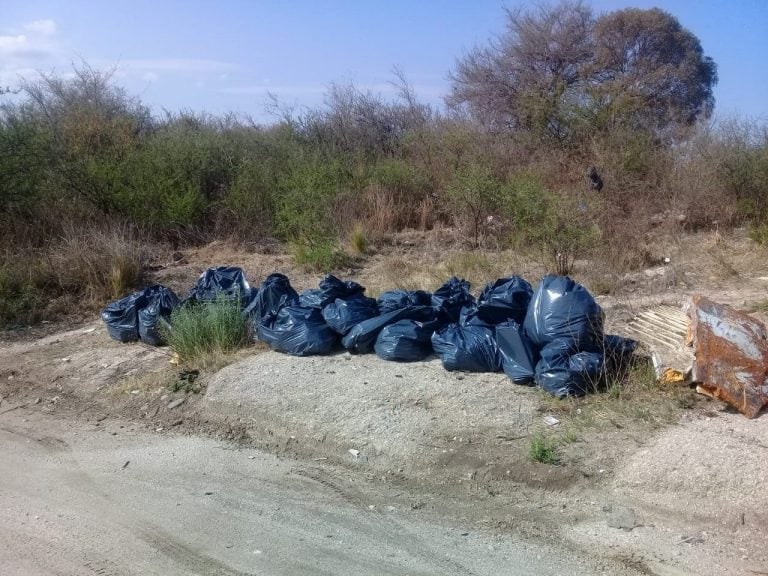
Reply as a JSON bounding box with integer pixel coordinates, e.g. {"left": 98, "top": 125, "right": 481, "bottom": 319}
{"left": 3, "top": 229, "right": 768, "bottom": 575}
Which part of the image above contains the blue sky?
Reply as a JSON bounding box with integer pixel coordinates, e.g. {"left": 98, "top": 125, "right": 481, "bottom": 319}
{"left": 2, "top": 1, "right": 766, "bottom": 123}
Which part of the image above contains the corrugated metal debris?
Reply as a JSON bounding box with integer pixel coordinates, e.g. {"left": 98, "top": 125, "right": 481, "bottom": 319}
{"left": 624, "top": 305, "right": 693, "bottom": 384}
{"left": 686, "top": 296, "right": 768, "bottom": 418}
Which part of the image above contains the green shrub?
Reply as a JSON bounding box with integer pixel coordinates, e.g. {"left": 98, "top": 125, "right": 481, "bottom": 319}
{"left": 529, "top": 431, "right": 559, "bottom": 464}
{"left": 163, "top": 296, "right": 250, "bottom": 363}
{"left": 501, "top": 174, "right": 600, "bottom": 274}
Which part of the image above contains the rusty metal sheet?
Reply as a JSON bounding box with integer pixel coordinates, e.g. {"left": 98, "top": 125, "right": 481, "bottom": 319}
{"left": 686, "top": 296, "right": 768, "bottom": 418}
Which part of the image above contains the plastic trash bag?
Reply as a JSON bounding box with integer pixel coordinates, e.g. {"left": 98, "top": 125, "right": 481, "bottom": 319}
{"left": 431, "top": 324, "right": 500, "bottom": 373}
{"left": 603, "top": 334, "right": 637, "bottom": 365}
{"left": 535, "top": 344, "right": 604, "bottom": 397}
{"left": 495, "top": 320, "right": 537, "bottom": 385}
{"left": 431, "top": 277, "right": 475, "bottom": 325}
{"left": 377, "top": 290, "right": 432, "bottom": 315}
{"left": 342, "top": 306, "right": 435, "bottom": 354}
{"left": 374, "top": 319, "right": 438, "bottom": 362}
{"left": 256, "top": 305, "right": 338, "bottom": 356}
{"left": 102, "top": 291, "right": 149, "bottom": 343}
{"left": 476, "top": 276, "right": 533, "bottom": 325}
{"left": 322, "top": 296, "right": 379, "bottom": 335}
{"left": 186, "top": 266, "right": 251, "bottom": 307}
{"left": 300, "top": 275, "right": 366, "bottom": 309}
{"left": 245, "top": 273, "right": 299, "bottom": 324}
{"left": 138, "top": 285, "right": 180, "bottom": 346}
{"left": 524, "top": 275, "right": 603, "bottom": 351}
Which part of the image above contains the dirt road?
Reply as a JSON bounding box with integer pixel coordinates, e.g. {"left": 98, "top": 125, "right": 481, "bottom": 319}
{"left": 1, "top": 408, "right": 633, "bottom": 576}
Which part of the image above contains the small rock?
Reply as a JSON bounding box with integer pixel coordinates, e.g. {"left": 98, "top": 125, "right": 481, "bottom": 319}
{"left": 607, "top": 506, "right": 641, "bottom": 531}
{"left": 204, "top": 491, "right": 214, "bottom": 496}
{"left": 167, "top": 398, "right": 185, "bottom": 410}
{"left": 34, "top": 397, "right": 41, "bottom": 405}
{"left": 130, "top": 390, "right": 140, "bottom": 395}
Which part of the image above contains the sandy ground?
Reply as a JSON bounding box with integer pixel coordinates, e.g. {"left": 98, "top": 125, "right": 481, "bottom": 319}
{"left": 2, "top": 229, "right": 768, "bottom": 575}
{"left": 1, "top": 407, "right": 637, "bottom": 576}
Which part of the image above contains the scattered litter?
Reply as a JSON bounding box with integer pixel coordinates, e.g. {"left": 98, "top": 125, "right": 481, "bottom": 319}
{"left": 348, "top": 449, "right": 360, "bottom": 457}
{"left": 82, "top": 327, "right": 96, "bottom": 334}
{"left": 122, "top": 460, "right": 130, "bottom": 469}
{"left": 167, "top": 398, "right": 185, "bottom": 410}
{"left": 543, "top": 415, "right": 560, "bottom": 426}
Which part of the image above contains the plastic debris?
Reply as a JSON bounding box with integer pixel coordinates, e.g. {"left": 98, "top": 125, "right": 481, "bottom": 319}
{"left": 300, "top": 274, "right": 366, "bottom": 309}
{"left": 374, "top": 319, "right": 438, "bottom": 362}
{"left": 138, "top": 285, "right": 180, "bottom": 346}
{"left": 342, "top": 306, "right": 435, "bottom": 354}
{"left": 431, "top": 277, "right": 475, "bottom": 325}
{"left": 476, "top": 276, "right": 533, "bottom": 325}
{"left": 102, "top": 291, "right": 148, "bottom": 343}
{"left": 431, "top": 324, "right": 500, "bottom": 372}
{"left": 495, "top": 320, "right": 537, "bottom": 385}
{"left": 257, "top": 305, "right": 338, "bottom": 357}
{"left": 377, "top": 290, "right": 432, "bottom": 315}
{"left": 322, "top": 296, "right": 379, "bottom": 335}
{"left": 186, "top": 266, "right": 251, "bottom": 306}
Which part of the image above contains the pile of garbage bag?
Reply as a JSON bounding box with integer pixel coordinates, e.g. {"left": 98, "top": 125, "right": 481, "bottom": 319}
{"left": 102, "top": 267, "right": 636, "bottom": 398}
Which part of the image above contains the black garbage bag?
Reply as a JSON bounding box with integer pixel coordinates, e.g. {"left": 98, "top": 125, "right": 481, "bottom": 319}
{"left": 432, "top": 277, "right": 475, "bottom": 325}
{"left": 524, "top": 275, "right": 603, "bottom": 351}
{"left": 322, "top": 296, "right": 379, "bottom": 335}
{"left": 535, "top": 342, "right": 604, "bottom": 397}
{"left": 300, "top": 275, "right": 366, "bottom": 309}
{"left": 102, "top": 291, "right": 149, "bottom": 343}
{"left": 138, "top": 285, "right": 181, "bottom": 346}
{"left": 299, "top": 289, "right": 325, "bottom": 309}
{"left": 459, "top": 306, "right": 490, "bottom": 327}
{"left": 603, "top": 334, "right": 638, "bottom": 365}
{"left": 186, "top": 266, "right": 251, "bottom": 307}
{"left": 342, "top": 306, "right": 435, "bottom": 354}
{"left": 377, "top": 290, "right": 432, "bottom": 315}
{"left": 256, "top": 305, "right": 338, "bottom": 356}
{"left": 431, "top": 324, "right": 500, "bottom": 372}
{"left": 374, "top": 319, "right": 438, "bottom": 362}
{"left": 244, "top": 273, "right": 299, "bottom": 324}
{"left": 476, "top": 276, "right": 533, "bottom": 325}
{"left": 495, "top": 320, "right": 537, "bottom": 385}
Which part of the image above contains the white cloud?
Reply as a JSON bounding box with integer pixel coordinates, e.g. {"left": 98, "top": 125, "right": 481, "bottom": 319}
{"left": 24, "top": 19, "right": 57, "bottom": 36}
{"left": 0, "top": 20, "right": 62, "bottom": 86}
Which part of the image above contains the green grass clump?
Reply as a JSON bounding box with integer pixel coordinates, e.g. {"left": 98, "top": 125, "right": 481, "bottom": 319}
{"left": 529, "top": 431, "right": 559, "bottom": 464}
{"left": 163, "top": 296, "right": 249, "bottom": 364}
{"left": 292, "top": 241, "right": 351, "bottom": 272}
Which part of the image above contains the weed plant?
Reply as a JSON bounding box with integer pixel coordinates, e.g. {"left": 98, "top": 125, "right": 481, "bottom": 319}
{"left": 163, "top": 296, "right": 250, "bottom": 364}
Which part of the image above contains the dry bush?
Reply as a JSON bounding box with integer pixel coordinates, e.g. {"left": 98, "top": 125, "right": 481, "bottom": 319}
{"left": 331, "top": 184, "right": 432, "bottom": 244}
{"left": 47, "top": 224, "right": 152, "bottom": 302}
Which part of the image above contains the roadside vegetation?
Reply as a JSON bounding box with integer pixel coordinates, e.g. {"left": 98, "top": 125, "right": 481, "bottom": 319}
{"left": 162, "top": 296, "right": 250, "bottom": 366}
{"left": 1, "top": 2, "right": 767, "bottom": 328}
